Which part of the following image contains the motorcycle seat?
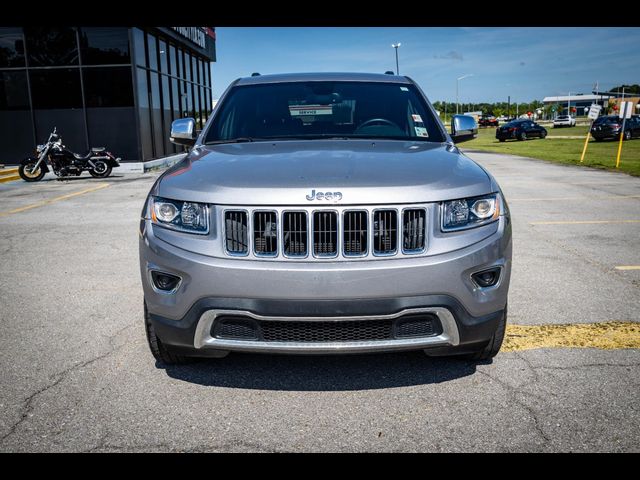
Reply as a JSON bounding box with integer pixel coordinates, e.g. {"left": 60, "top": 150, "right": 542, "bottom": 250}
{"left": 73, "top": 152, "right": 93, "bottom": 160}
{"left": 91, "top": 147, "right": 106, "bottom": 152}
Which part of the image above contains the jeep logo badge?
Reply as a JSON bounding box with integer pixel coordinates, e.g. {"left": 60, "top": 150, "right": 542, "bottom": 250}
{"left": 305, "top": 189, "right": 343, "bottom": 202}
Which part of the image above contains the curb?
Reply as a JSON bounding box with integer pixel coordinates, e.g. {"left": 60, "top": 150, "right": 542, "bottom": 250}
{"left": 0, "top": 167, "right": 19, "bottom": 184}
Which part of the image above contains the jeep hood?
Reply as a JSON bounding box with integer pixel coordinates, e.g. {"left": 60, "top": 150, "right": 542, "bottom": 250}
{"left": 155, "top": 140, "right": 492, "bottom": 205}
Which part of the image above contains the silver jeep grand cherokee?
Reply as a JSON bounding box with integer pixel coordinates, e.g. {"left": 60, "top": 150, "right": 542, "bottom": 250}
{"left": 139, "top": 72, "right": 512, "bottom": 364}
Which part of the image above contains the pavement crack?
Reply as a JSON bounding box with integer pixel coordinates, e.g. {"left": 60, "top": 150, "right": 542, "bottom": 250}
{"left": 0, "top": 323, "right": 136, "bottom": 446}
{"left": 477, "top": 368, "right": 551, "bottom": 446}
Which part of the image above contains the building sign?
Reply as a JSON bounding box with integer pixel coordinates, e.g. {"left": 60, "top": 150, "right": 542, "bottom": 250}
{"left": 171, "top": 27, "right": 206, "bottom": 49}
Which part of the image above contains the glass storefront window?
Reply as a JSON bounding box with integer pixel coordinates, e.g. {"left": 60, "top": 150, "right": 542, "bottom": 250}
{"left": 136, "top": 67, "right": 153, "bottom": 160}
{"left": 161, "top": 74, "right": 174, "bottom": 154}
{"left": 171, "top": 77, "right": 180, "bottom": 119}
{"left": 29, "top": 68, "right": 82, "bottom": 109}
{"left": 147, "top": 33, "right": 158, "bottom": 71}
{"left": 24, "top": 27, "right": 79, "bottom": 66}
{"left": 192, "top": 55, "right": 198, "bottom": 84}
{"left": 0, "top": 70, "right": 29, "bottom": 109}
{"left": 0, "top": 27, "right": 25, "bottom": 68}
{"left": 194, "top": 84, "right": 201, "bottom": 128}
{"left": 177, "top": 48, "right": 184, "bottom": 79}
{"left": 79, "top": 27, "right": 130, "bottom": 65}
{"left": 83, "top": 67, "right": 133, "bottom": 107}
{"left": 158, "top": 40, "right": 168, "bottom": 73}
{"left": 133, "top": 28, "right": 146, "bottom": 67}
{"left": 149, "top": 71, "right": 164, "bottom": 157}
{"left": 184, "top": 52, "right": 191, "bottom": 82}
{"left": 168, "top": 44, "right": 176, "bottom": 76}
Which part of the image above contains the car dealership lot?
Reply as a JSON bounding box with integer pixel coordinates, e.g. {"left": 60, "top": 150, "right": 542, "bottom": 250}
{"left": 0, "top": 155, "right": 639, "bottom": 453}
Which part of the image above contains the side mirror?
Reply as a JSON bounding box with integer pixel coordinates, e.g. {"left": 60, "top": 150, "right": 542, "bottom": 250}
{"left": 170, "top": 118, "right": 197, "bottom": 146}
{"left": 450, "top": 115, "right": 478, "bottom": 144}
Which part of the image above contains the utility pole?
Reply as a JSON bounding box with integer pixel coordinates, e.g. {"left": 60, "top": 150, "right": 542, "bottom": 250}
{"left": 391, "top": 43, "right": 401, "bottom": 75}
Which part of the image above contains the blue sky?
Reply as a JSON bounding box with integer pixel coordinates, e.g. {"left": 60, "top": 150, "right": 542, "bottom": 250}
{"left": 212, "top": 27, "right": 640, "bottom": 103}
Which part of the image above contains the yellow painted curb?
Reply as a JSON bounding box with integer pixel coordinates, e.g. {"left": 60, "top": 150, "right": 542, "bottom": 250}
{"left": 503, "top": 322, "right": 640, "bottom": 352}
{"left": 0, "top": 173, "right": 20, "bottom": 183}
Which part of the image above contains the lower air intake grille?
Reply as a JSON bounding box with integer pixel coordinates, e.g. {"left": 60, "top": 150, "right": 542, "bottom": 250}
{"left": 313, "top": 211, "right": 338, "bottom": 256}
{"left": 283, "top": 211, "right": 308, "bottom": 256}
{"left": 224, "top": 211, "right": 248, "bottom": 254}
{"left": 373, "top": 210, "right": 398, "bottom": 255}
{"left": 343, "top": 210, "right": 368, "bottom": 256}
{"left": 262, "top": 320, "right": 393, "bottom": 342}
{"left": 402, "top": 208, "right": 426, "bottom": 252}
{"left": 395, "top": 314, "right": 440, "bottom": 338}
{"left": 253, "top": 211, "right": 278, "bottom": 256}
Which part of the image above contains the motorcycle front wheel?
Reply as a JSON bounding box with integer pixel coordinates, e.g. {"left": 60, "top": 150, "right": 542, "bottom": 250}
{"left": 89, "top": 160, "right": 112, "bottom": 178}
{"left": 19, "top": 161, "right": 46, "bottom": 182}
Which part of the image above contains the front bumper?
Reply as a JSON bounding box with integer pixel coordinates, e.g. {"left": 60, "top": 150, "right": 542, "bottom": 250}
{"left": 140, "top": 216, "right": 511, "bottom": 355}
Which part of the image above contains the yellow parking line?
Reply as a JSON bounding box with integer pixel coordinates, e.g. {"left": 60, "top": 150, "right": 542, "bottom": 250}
{"left": 511, "top": 194, "right": 640, "bottom": 202}
{"left": 615, "top": 266, "right": 640, "bottom": 271}
{"left": 530, "top": 219, "right": 640, "bottom": 225}
{"left": 0, "top": 182, "right": 110, "bottom": 218}
{"left": 504, "top": 322, "right": 640, "bottom": 352}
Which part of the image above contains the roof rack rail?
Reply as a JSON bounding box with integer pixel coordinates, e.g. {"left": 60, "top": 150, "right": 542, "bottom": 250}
{"left": 251, "top": 72, "right": 261, "bottom": 77}
{"left": 384, "top": 71, "right": 395, "bottom": 75}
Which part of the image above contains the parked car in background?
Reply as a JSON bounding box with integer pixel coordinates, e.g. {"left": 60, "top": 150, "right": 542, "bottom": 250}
{"left": 553, "top": 115, "right": 576, "bottom": 128}
{"left": 495, "top": 119, "right": 547, "bottom": 142}
{"left": 479, "top": 115, "right": 499, "bottom": 127}
{"left": 591, "top": 115, "right": 640, "bottom": 141}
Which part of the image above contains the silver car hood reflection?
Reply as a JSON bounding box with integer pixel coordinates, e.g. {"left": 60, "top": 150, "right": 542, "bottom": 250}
{"left": 155, "top": 140, "right": 492, "bottom": 205}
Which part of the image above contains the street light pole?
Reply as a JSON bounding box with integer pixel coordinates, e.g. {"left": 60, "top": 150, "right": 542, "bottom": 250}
{"left": 391, "top": 43, "right": 401, "bottom": 75}
{"left": 456, "top": 74, "right": 473, "bottom": 115}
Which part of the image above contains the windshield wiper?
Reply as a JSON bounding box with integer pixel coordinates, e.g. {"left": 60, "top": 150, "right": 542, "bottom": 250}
{"left": 205, "top": 137, "right": 257, "bottom": 144}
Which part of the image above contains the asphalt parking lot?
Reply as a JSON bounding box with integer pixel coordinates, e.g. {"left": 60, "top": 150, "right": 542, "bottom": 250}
{"left": 0, "top": 153, "right": 639, "bottom": 452}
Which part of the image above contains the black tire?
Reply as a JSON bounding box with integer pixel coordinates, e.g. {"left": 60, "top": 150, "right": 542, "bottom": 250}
{"left": 540, "top": 131, "right": 547, "bottom": 139}
{"left": 89, "top": 160, "right": 112, "bottom": 178}
{"left": 518, "top": 132, "right": 527, "bottom": 141}
{"left": 144, "top": 303, "right": 191, "bottom": 365}
{"left": 18, "top": 161, "right": 46, "bottom": 182}
{"left": 623, "top": 130, "right": 631, "bottom": 141}
{"left": 594, "top": 137, "right": 603, "bottom": 142}
{"left": 499, "top": 139, "right": 506, "bottom": 142}
{"left": 465, "top": 305, "right": 507, "bottom": 361}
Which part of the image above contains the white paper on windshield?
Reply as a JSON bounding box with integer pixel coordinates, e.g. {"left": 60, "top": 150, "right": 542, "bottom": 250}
{"left": 412, "top": 114, "right": 423, "bottom": 123}
{"left": 289, "top": 104, "right": 333, "bottom": 116}
{"left": 414, "top": 127, "right": 429, "bottom": 137}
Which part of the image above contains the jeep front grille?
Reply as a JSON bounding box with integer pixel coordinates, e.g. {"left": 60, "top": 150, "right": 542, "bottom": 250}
{"left": 283, "top": 211, "right": 308, "bottom": 257}
{"left": 221, "top": 205, "right": 429, "bottom": 260}
{"left": 224, "top": 210, "right": 248, "bottom": 255}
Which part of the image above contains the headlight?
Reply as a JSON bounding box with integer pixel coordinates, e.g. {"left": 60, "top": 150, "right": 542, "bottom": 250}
{"left": 35, "top": 144, "right": 44, "bottom": 153}
{"left": 151, "top": 197, "right": 209, "bottom": 234}
{"left": 442, "top": 193, "right": 501, "bottom": 231}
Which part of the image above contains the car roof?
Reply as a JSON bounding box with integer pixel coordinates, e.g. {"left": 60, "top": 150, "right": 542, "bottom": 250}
{"left": 235, "top": 72, "right": 413, "bottom": 86}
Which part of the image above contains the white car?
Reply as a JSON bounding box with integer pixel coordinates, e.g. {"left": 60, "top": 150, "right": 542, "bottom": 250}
{"left": 553, "top": 115, "right": 576, "bottom": 128}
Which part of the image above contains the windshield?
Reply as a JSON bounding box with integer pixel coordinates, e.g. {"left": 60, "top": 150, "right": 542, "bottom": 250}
{"left": 205, "top": 81, "right": 445, "bottom": 143}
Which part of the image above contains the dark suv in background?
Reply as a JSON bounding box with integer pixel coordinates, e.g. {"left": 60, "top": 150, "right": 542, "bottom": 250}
{"left": 495, "top": 119, "right": 547, "bottom": 142}
{"left": 591, "top": 115, "right": 640, "bottom": 141}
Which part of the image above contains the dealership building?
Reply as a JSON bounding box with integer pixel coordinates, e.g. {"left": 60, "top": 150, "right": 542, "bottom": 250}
{"left": 0, "top": 27, "right": 216, "bottom": 165}
{"left": 542, "top": 93, "right": 612, "bottom": 117}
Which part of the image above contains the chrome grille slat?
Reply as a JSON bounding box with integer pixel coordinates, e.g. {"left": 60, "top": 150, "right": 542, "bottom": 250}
{"left": 403, "top": 208, "right": 426, "bottom": 252}
{"left": 313, "top": 211, "right": 338, "bottom": 256}
{"left": 253, "top": 211, "right": 278, "bottom": 256}
{"left": 373, "top": 209, "right": 398, "bottom": 255}
{"left": 283, "top": 211, "right": 308, "bottom": 257}
{"left": 224, "top": 210, "right": 248, "bottom": 255}
{"left": 343, "top": 210, "right": 368, "bottom": 256}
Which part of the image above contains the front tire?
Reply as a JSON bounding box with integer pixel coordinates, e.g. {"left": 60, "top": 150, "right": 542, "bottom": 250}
{"left": 623, "top": 130, "right": 631, "bottom": 141}
{"left": 89, "top": 160, "right": 112, "bottom": 178}
{"left": 19, "top": 161, "right": 46, "bottom": 182}
{"left": 498, "top": 139, "right": 506, "bottom": 142}
{"left": 540, "top": 131, "right": 547, "bottom": 139}
{"left": 144, "top": 303, "right": 191, "bottom": 365}
{"left": 518, "top": 132, "right": 527, "bottom": 141}
{"left": 465, "top": 306, "right": 507, "bottom": 361}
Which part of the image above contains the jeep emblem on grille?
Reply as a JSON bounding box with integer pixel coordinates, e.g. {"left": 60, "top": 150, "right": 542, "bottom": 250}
{"left": 305, "top": 189, "right": 343, "bottom": 202}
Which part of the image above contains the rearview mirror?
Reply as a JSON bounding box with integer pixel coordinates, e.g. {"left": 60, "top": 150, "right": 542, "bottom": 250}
{"left": 170, "top": 118, "right": 197, "bottom": 146}
{"left": 450, "top": 115, "right": 478, "bottom": 144}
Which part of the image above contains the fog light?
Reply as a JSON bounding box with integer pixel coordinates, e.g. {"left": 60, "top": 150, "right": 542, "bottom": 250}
{"left": 151, "top": 271, "right": 181, "bottom": 292}
{"left": 472, "top": 268, "right": 501, "bottom": 288}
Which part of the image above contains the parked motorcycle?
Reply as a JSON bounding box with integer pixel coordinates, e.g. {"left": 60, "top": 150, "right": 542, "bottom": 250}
{"left": 19, "top": 127, "right": 121, "bottom": 182}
